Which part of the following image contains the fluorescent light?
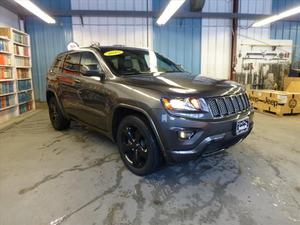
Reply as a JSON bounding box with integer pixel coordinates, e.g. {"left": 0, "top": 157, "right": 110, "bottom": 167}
{"left": 252, "top": 5, "right": 300, "bottom": 27}
{"left": 156, "top": 0, "right": 185, "bottom": 25}
{"left": 15, "top": 0, "right": 56, "bottom": 24}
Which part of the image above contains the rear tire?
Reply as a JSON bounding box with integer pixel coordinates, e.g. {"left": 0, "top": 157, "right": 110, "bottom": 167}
{"left": 48, "top": 97, "right": 70, "bottom": 130}
{"left": 117, "top": 115, "right": 163, "bottom": 176}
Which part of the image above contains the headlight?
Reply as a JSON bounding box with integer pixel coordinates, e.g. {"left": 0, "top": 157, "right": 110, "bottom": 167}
{"left": 161, "top": 97, "right": 209, "bottom": 113}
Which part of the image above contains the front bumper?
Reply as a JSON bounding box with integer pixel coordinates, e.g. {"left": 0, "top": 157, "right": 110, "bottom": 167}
{"left": 151, "top": 109, "right": 254, "bottom": 163}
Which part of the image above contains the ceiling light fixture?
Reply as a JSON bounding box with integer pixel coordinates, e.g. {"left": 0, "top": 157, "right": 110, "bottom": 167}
{"left": 15, "top": 0, "right": 56, "bottom": 24}
{"left": 156, "top": 0, "right": 186, "bottom": 25}
{"left": 252, "top": 5, "right": 300, "bottom": 27}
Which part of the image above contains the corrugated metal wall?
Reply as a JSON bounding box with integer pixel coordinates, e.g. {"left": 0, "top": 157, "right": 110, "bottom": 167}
{"left": 71, "top": 0, "right": 152, "bottom": 48}
{"left": 201, "top": 0, "right": 232, "bottom": 79}
{"left": 71, "top": 0, "right": 150, "bottom": 11}
{"left": 153, "top": 0, "right": 201, "bottom": 75}
{"left": 238, "top": 0, "right": 272, "bottom": 41}
{"left": 26, "top": 0, "right": 73, "bottom": 101}
{"left": 271, "top": 0, "right": 300, "bottom": 72}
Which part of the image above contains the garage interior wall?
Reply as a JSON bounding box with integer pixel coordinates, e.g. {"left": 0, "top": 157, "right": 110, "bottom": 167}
{"left": 201, "top": 0, "right": 232, "bottom": 80}
{"left": 71, "top": 0, "right": 153, "bottom": 48}
{"left": 0, "top": 5, "right": 19, "bottom": 29}
{"left": 153, "top": 0, "right": 201, "bottom": 75}
{"left": 25, "top": 0, "right": 73, "bottom": 101}
{"left": 271, "top": 0, "right": 300, "bottom": 73}
{"left": 23, "top": 0, "right": 300, "bottom": 101}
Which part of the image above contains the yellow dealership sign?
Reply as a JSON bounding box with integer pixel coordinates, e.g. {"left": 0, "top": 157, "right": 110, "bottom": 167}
{"left": 104, "top": 50, "right": 124, "bottom": 56}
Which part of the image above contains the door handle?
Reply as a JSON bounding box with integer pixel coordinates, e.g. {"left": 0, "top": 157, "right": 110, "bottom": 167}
{"left": 74, "top": 78, "right": 81, "bottom": 83}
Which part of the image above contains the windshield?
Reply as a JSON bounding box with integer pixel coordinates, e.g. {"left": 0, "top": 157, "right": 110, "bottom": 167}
{"left": 99, "top": 47, "right": 184, "bottom": 76}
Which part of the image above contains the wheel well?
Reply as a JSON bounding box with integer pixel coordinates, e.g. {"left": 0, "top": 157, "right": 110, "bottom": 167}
{"left": 112, "top": 107, "right": 152, "bottom": 141}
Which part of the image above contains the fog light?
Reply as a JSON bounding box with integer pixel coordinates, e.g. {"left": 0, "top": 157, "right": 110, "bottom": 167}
{"left": 178, "top": 131, "right": 194, "bottom": 140}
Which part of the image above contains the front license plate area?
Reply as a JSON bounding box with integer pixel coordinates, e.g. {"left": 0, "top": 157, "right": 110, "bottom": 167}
{"left": 235, "top": 118, "right": 249, "bottom": 135}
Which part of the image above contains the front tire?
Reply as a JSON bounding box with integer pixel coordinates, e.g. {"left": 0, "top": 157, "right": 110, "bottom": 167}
{"left": 48, "top": 97, "right": 70, "bottom": 130}
{"left": 117, "top": 115, "right": 163, "bottom": 176}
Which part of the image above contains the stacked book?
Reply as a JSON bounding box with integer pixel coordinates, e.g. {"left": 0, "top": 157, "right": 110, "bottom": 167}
{"left": 18, "top": 91, "right": 32, "bottom": 103}
{"left": 14, "top": 32, "right": 28, "bottom": 45}
{"left": 18, "top": 80, "right": 31, "bottom": 91}
{"left": 0, "top": 67, "right": 12, "bottom": 79}
{"left": 0, "top": 54, "right": 11, "bottom": 65}
{"left": 0, "top": 40, "right": 9, "bottom": 52}
{"left": 17, "top": 68, "right": 29, "bottom": 79}
{"left": 0, "top": 81, "right": 14, "bottom": 94}
{"left": 14, "top": 45, "right": 29, "bottom": 56}
{"left": 15, "top": 57, "right": 30, "bottom": 67}
{"left": 0, "top": 95, "right": 14, "bottom": 109}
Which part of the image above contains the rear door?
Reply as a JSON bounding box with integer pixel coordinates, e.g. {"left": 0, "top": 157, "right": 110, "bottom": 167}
{"left": 77, "top": 51, "right": 109, "bottom": 131}
{"left": 59, "top": 52, "right": 82, "bottom": 117}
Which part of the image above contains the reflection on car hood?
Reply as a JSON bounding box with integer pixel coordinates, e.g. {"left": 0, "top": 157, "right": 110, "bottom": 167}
{"left": 121, "top": 72, "right": 245, "bottom": 97}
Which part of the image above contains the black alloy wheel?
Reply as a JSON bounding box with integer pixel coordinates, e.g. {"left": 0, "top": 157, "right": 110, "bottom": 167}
{"left": 117, "top": 115, "right": 163, "bottom": 176}
{"left": 121, "top": 126, "right": 148, "bottom": 168}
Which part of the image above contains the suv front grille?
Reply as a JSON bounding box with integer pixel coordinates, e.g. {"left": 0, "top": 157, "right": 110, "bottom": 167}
{"left": 206, "top": 93, "right": 250, "bottom": 118}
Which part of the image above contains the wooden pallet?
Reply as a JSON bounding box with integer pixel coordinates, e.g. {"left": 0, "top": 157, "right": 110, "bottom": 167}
{"left": 248, "top": 89, "right": 300, "bottom": 116}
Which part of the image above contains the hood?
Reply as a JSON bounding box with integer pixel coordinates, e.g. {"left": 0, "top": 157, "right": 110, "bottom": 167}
{"left": 120, "top": 72, "right": 245, "bottom": 98}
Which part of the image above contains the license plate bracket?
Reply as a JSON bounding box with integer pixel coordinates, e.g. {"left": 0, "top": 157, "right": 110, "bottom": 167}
{"left": 235, "top": 117, "right": 249, "bottom": 135}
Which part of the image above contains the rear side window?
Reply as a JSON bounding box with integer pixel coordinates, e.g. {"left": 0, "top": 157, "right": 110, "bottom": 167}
{"left": 51, "top": 54, "right": 64, "bottom": 73}
{"left": 63, "top": 53, "right": 81, "bottom": 73}
{"left": 80, "top": 52, "right": 102, "bottom": 74}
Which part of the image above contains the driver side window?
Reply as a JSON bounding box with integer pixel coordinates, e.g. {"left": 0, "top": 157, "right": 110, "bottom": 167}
{"left": 80, "top": 52, "right": 102, "bottom": 76}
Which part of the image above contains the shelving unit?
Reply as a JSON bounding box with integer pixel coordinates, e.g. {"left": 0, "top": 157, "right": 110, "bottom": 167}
{"left": 0, "top": 27, "right": 35, "bottom": 123}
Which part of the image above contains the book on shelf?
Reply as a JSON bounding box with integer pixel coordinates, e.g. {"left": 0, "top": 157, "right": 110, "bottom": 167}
{"left": 14, "top": 45, "right": 29, "bottom": 56}
{"left": 18, "top": 80, "right": 31, "bottom": 91}
{"left": 0, "top": 95, "right": 15, "bottom": 109}
{"left": 0, "top": 54, "right": 12, "bottom": 65}
{"left": 18, "top": 91, "right": 32, "bottom": 103}
{"left": 17, "top": 68, "right": 29, "bottom": 79}
{"left": 15, "top": 57, "right": 30, "bottom": 67}
{"left": 0, "top": 81, "right": 14, "bottom": 94}
{"left": 19, "top": 101, "right": 32, "bottom": 113}
{"left": 0, "top": 67, "right": 12, "bottom": 79}
{"left": 0, "top": 40, "right": 9, "bottom": 52}
{"left": 13, "top": 32, "right": 28, "bottom": 45}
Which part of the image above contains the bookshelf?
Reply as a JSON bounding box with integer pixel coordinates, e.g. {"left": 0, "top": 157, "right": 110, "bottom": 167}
{"left": 0, "top": 27, "right": 35, "bottom": 123}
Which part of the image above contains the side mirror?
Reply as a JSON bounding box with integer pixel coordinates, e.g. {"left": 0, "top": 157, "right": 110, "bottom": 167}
{"left": 82, "top": 69, "right": 105, "bottom": 81}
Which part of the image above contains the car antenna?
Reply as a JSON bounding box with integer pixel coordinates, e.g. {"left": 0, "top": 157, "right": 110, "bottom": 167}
{"left": 90, "top": 42, "right": 101, "bottom": 50}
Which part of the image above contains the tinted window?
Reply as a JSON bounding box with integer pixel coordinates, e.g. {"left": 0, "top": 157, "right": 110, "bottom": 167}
{"left": 99, "top": 48, "right": 183, "bottom": 76}
{"left": 63, "top": 53, "right": 81, "bottom": 73}
{"left": 51, "top": 54, "right": 64, "bottom": 73}
{"left": 80, "top": 52, "right": 102, "bottom": 75}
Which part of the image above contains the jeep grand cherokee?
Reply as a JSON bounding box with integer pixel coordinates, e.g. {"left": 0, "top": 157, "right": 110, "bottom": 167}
{"left": 46, "top": 45, "right": 254, "bottom": 176}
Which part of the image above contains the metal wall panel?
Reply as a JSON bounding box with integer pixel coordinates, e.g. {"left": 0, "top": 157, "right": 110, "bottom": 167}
{"left": 238, "top": 0, "right": 272, "bottom": 53}
{"left": 271, "top": 0, "right": 300, "bottom": 70}
{"left": 72, "top": 16, "right": 152, "bottom": 48}
{"left": 201, "top": 0, "right": 232, "bottom": 79}
{"left": 201, "top": 19, "right": 232, "bottom": 79}
{"left": 25, "top": 0, "right": 73, "bottom": 101}
{"left": 153, "top": 19, "right": 201, "bottom": 74}
{"left": 153, "top": 0, "right": 201, "bottom": 75}
{"left": 202, "top": 0, "right": 233, "bottom": 13}
{"left": 71, "top": 0, "right": 151, "bottom": 11}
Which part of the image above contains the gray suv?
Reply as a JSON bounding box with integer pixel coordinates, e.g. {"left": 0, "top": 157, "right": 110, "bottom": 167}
{"left": 46, "top": 45, "right": 254, "bottom": 176}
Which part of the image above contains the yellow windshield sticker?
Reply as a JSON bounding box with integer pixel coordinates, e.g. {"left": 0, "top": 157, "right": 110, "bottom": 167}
{"left": 104, "top": 50, "right": 124, "bottom": 56}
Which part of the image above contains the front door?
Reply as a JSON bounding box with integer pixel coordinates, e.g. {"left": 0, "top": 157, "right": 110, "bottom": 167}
{"left": 77, "top": 51, "right": 108, "bottom": 131}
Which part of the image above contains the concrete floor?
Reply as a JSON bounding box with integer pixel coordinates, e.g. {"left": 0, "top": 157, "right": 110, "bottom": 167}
{"left": 0, "top": 109, "right": 300, "bottom": 225}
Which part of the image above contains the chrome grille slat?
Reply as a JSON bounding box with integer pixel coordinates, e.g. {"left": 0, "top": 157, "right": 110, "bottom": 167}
{"left": 207, "top": 93, "right": 250, "bottom": 118}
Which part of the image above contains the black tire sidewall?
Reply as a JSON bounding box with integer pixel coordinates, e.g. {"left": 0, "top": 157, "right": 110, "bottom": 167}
{"left": 48, "top": 97, "right": 69, "bottom": 130}
{"left": 117, "top": 115, "right": 160, "bottom": 176}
